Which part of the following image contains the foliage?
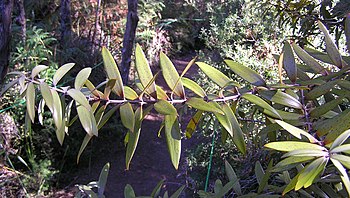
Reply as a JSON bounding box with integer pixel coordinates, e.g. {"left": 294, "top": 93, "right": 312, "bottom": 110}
{"left": 124, "top": 180, "right": 185, "bottom": 198}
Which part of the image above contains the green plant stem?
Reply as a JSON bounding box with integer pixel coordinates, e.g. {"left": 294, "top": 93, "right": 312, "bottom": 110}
{"left": 204, "top": 120, "right": 217, "bottom": 192}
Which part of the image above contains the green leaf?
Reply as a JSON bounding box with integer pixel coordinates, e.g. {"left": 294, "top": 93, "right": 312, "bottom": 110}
{"left": 75, "top": 67, "right": 92, "bottom": 89}
{"left": 26, "top": 82, "right": 36, "bottom": 123}
{"left": 164, "top": 115, "right": 181, "bottom": 170}
{"left": 135, "top": 44, "right": 157, "bottom": 98}
{"left": 85, "top": 80, "right": 102, "bottom": 98}
{"left": 282, "top": 41, "right": 297, "bottom": 83}
{"left": 120, "top": 103, "right": 135, "bottom": 131}
{"left": 273, "top": 156, "right": 315, "bottom": 171}
{"left": 126, "top": 107, "right": 142, "bottom": 170}
{"left": 170, "top": 185, "right": 185, "bottom": 198}
{"left": 182, "top": 77, "right": 206, "bottom": 97}
{"left": 196, "top": 62, "right": 232, "bottom": 88}
{"left": 98, "top": 106, "right": 119, "bottom": 129}
{"left": 186, "top": 97, "right": 224, "bottom": 115}
{"left": 214, "top": 179, "right": 223, "bottom": 194}
{"left": 98, "top": 163, "right": 110, "bottom": 196}
{"left": 259, "top": 90, "right": 302, "bottom": 109}
{"left": 242, "top": 93, "right": 281, "bottom": 119}
{"left": 39, "top": 82, "right": 53, "bottom": 112}
{"left": 154, "top": 99, "right": 177, "bottom": 115}
{"left": 258, "top": 160, "right": 273, "bottom": 193}
{"left": 275, "top": 120, "right": 318, "bottom": 143}
{"left": 305, "top": 80, "right": 339, "bottom": 100}
{"left": 102, "top": 46, "right": 124, "bottom": 97}
{"left": 53, "top": 63, "right": 75, "bottom": 86}
{"left": 330, "top": 129, "right": 350, "bottom": 150}
{"left": 292, "top": 43, "right": 328, "bottom": 75}
{"left": 56, "top": 120, "right": 65, "bottom": 145}
{"left": 330, "top": 158, "right": 350, "bottom": 196}
{"left": 77, "top": 104, "right": 98, "bottom": 136}
{"left": 222, "top": 103, "right": 246, "bottom": 154}
{"left": 310, "top": 97, "right": 344, "bottom": 118}
{"left": 283, "top": 172, "right": 301, "bottom": 195}
{"left": 225, "top": 60, "right": 266, "bottom": 86}
{"left": 77, "top": 134, "right": 92, "bottom": 164}
{"left": 331, "top": 144, "right": 350, "bottom": 154}
{"left": 295, "top": 157, "right": 327, "bottom": 190}
{"left": 225, "top": 160, "right": 241, "bottom": 195}
{"left": 151, "top": 179, "right": 165, "bottom": 198}
{"left": 64, "top": 100, "right": 74, "bottom": 134}
{"left": 318, "top": 21, "right": 343, "bottom": 68}
{"left": 51, "top": 89, "right": 63, "bottom": 130}
{"left": 31, "top": 65, "right": 48, "bottom": 79}
{"left": 124, "top": 86, "right": 138, "bottom": 100}
{"left": 124, "top": 184, "right": 136, "bottom": 198}
{"left": 185, "top": 110, "right": 203, "bottom": 138}
{"left": 156, "top": 85, "right": 169, "bottom": 100}
{"left": 67, "top": 89, "right": 91, "bottom": 111}
{"left": 160, "top": 52, "right": 185, "bottom": 98}
{"left": 331, "top": 154, "right": 350, "bottom": 169}
{"left": 324, "top": 110, "right": 350, "bottom": 144}
{"left": 282, "top": 149, "right": 328, "bottom": 158}
{"left": 255, "top": 161, "right": 264, "bottom": 185}
{"left": 265, "top": 141, "right": 326, "bottom": 152}
{"left": 0, "top": 78, "right": 20, "bottom": 97}
{"left": 104, "top": 79, "right": 116, "bottom": 99}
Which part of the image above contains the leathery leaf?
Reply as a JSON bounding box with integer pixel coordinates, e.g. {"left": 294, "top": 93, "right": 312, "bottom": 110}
{"left": 165, "top": 114, "right": 181, "bottom": 170}
{"left": 102, "top": 46, "right": 124, "bottom": 97}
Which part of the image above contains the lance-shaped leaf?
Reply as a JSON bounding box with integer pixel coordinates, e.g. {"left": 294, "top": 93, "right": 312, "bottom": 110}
{"left": 102, "top": 46, "right": 124, "bottom": 97}
{"left": 85, "top": 80, "right": 101, "bottom": 98}
{"left": 282, "top": 149, "right": 328, "bottom": 158}
{"left": 126, "top": 107, "right": 142, "bottom": 170}
{"left": 39, "top": 82, "right": 53, "bottom": 112}
{"left": 75, "top": 67, "right": 91, "bottom": 89}
{"left": 196, "top": 62, "right": 232, "bottom": 88}
{"left": 186, "top": 97, "right": 224, "bottom": 114}
{"left": 258, "top": 160, "right": 273, "bottom": 193}
{"left": 24, "top": 82, "right": 36, "bottom": 123}
{"left": 135, "top": 44, "right": 156, "bottom": 98}
{"left": 156, "top": 85, "right": 169, "bottom": 100}
{"left": 151, "top": 179, "right": 165, "bottom": 198}
{"left": 315, "top": 109, "right": 350, "bottom": 139}
{"left": 53, "top": 63, "right": 75, "bottom": 86}
{"left": 98, "top": 163, "right": 110, "bottom": 196}
{"left": 295, "top": 157, "right": 327, "bottom": 190}
{"left": 77, "top": 134, "right": 93, "bottom": 164}
{"left": 104, "top": 79, "right": 116, "bottom": 99}
{"left": 56, "top": 121, "right": 65, "bottom": 145}
{"left": 273, "top": 156, "right": 315, "bottom": 172}
{"left": 292, "top": 43, "right": 328, "bottom": 75}
{"left": 0, "top": 78, "right": 20, "bottom": 97}
{"left": 31, "top": 65, "right": 48, "bottom": 79}
{"left": 64, "top": 100, "right": 74, "bottom": 134}
{"left": 330, "top": 129, "right": 350, "bottom": 150}
{"left": 77, "top": 103, "right": 98, "bottom": 136}
{"left": 186, "top": 110, "right": 203, "bottom": 138}
{"left": 124, "top": 86, "right": 138, "bottom": 100}
{"left": 51, "top": 89, "right": 63, "bottom": 129}
{"left": 282, "top": 41, "right": 297, "bottom": 83}
{"left": 170, "top": 185, "right": 185, "bottom": 198}
{"left": 222, "top": 103, "right": 246, "bottom": 154}
{"left": 164, "top": 114, "right": 181, "bottom": 170}
{"left": 225, "top": 60, "right": 266, "bottom": 86}
{"left": 265, "top": 141, "right": 326, "bottom": 152}
{"left": 26, "top": 82, "right": 36, "bottom": 123}
{"left": 242, "top": 93, "right": 281, "bottom": 119}
{"left": 124, "top": 184, "right": 136, "bottom": 198}
{"left": 120, "top": 102, "right": 135, "bottom": 131}
{"left": 225, "top": 160, "right": 242, "bottom": 195}
{"left": 275, "top": 120, "right": 318, "bottom": 143}
{"left": 331, "top": 154, "right": 350, "bottom": 169}
{"left": 67, "top": 89, "right": 91, "bottom": 111}
{"left": 318, "top": 21, "right": 343, "bottom": 68}
{"left": 259, "top": 90, "right": 302, "bottom": 109}
{"left": 278, "top": 52, "right": 284, "bottom": 83}
{"left": 305, "top": 79, "right": 339, "bottom": 100}
{"left": 154, "top": 99, "right": 177, "bottom": 115}
{"left": 98, "top": 105, "right": 119, "bottom": 129}
{"left": 38, "top": 99, "right": 45, "bottom": 125}
{"left": 182, "top": 77, "right": 206, "bottom": 97}
{"left": 330, "top": 158, "right": 350, "bottom": 196}
{"left": 310, "top": 97, "right": 344, "bottom": 118}
{"left": 160, "top": 52, "right": 185, "bottom": 98}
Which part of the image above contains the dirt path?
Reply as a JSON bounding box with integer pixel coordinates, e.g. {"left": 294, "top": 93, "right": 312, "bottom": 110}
{"left": 64, "top": 52, "right": 201, "bottom": 197}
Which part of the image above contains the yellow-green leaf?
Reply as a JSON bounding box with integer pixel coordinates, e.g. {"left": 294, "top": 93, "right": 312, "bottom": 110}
{"left": 126, "top": 107, "right": 142, "bottom": 170}
{"left": 225, "top": 160, "right": 242, "bottom": 195}
{"left": 26, "top": 82, "right": 36, "bottom": 123}
{"left": 164, "top": 114, "right": 181, "bottom": 169}
{"left": 56, "top": 121, "right": 65, "bottom": 145}
{"left": 242, "top": 93, "right": 281, "bottom": 119}
{"left": 53, "top": 63, "right": 75, "bottom": 86}
{"left": 31, "top": 65, "right": 48, "bottom": 79}
{"left": 275, "top": 120, "right": 318, "bottom": 143}
{"left": 39, "top": 82, "right": 53, "bottom": 112}
{"left": 98, "top": 105, "right": 119, "bottom": 129}
{"left": 186, "top": 97, "right": 224, "bottom": 115}
{"left": 51, "top": 89, "right": 63, "bottom": 129}
{"left": 282, "top": 41, "right": 297, "bottom": 83}
{"left": 104, "top": 79, "right": 116, "bottom": 99}
{"left": 330, "top": 129, "right": 350, "bottom": 150}
{"left": 67, "top": 89, "right": 91, "bottom": 111}
{"left": 331, "top": 154, "right": 350, "bottom": 169}
{"left": 120, "top": 102, "right": 135, "bottom": 131}
{"left": 196, "top": 62, "right": 232, "bottom": 88}
{"left": 85, "top": 80, "right": 101, "bottom": 98}
{"left": 77, "top": 134, "right": 93, "bottom": 164}
{"left": 259, "top": 90, "right": 302, "bottom": 109}
{"left": 160, "top": 52, "right": 185, "bottom": 98}
{"left": 182, "top": 77, "right": 206, "bottom": 97}
{"left": 185, "top": 110, "right": 203, "bottom": 138}
{"left": 273, "top": 156, "right": 315, "bottom": 171}
{"left": 330, "top": 158, "right": 350, "bottom": 196}
{"left": 102, "top": 46, "right": 124, "bottom": 97}
{"left": 225, "top": 60, "right": 266, "bottom": 86}
{"left": 75, "top": 67, "right": 91, "bottom": 89}
{"left": 77, "top": 104, "right": 98, "bottom": 136}
{"left": 295, "top": 157, "right": 327, "bottom": 190}
{"left": 156, "top": 85, "right": 169, "bottom": 100}
{"left": 292, "top": 43, "right": 328, "bottom": 75}
{"left": 310, "top": 97, "right": 344, "bottom": 118}
{"left": 265, "top": 141, "right": 326, "bottom": 152}
{"left": 124, "top": 86, "right": 138, "bottom": 100}
{"left": 154, "top": 99, "right": 177, "bottom": 115}
{"left": 135, "top": 44, "right": 156, "bottom": 98}
{"left": 318, "top": 21, "right": 343, "bottom": 68}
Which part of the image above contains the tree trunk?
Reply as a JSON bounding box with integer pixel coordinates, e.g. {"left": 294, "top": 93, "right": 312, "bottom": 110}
{"left": 0, "top": 0, "right": 14, "bottom": 84}
{"left": 121, "top": 0, "right": 139, "bottom": 84}
{"left": 15, "top": 0, "right": 25, "bottom": 44}
{"left": 60, "top": 0, "right": 71, "bottom": 47}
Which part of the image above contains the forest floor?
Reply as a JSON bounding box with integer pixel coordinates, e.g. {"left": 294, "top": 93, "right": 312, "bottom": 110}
{"left": 54, "top": 52, "right": 206, "bottom": 197}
